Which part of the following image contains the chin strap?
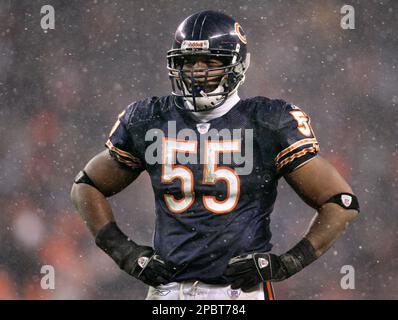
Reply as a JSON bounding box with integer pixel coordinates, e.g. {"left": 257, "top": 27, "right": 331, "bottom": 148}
{"left": 185, "top": 83, "right": 226, "bottom": 110}
{"left": 183, "top": 58, "right": 249, "bottom": 111}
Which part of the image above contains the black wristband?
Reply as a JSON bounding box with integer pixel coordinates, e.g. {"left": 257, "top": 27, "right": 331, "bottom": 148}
{"left": 95, "top": 222, "right": 140, "bottom": 267}
{"left": 280, "top": 238, "right": 318, "bottom": 277}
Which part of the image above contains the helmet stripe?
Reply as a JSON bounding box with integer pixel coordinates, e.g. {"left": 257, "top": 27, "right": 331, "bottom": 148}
{"left": 199, "top": 14, "right": 208, "bottom": 39}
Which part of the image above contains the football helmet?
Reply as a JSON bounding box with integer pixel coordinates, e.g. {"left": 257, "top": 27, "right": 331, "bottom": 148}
{"left": 167, "top": 10, "right": 250, "bottom": 112}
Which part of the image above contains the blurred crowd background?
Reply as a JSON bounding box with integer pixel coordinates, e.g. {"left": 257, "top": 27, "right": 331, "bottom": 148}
{"left": 0, "top": 0, "right": 397, "bottom": 299}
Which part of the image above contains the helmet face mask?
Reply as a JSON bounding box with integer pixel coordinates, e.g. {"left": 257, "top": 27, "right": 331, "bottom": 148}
{"left": 181, "top": 55, "right": 231, "bottom": 93}
{"left": 168, "top": 51, "right": 241, "bottom": 111}
{"left": 167, "top": 11, "right": 250, "bottom": 112}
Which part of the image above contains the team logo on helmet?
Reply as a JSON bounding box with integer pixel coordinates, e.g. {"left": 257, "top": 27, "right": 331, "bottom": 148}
{"left": 234, "top": 22, "right": 247, "bottom": 44}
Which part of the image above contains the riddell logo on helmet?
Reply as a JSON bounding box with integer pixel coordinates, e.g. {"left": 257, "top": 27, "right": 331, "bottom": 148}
{"left": 181, "top": 40, "right": 209, "bottom": 50}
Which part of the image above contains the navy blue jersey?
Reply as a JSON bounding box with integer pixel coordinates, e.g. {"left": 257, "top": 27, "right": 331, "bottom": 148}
{"left": 105, "top": 95, "right": 319, "bottom": 284}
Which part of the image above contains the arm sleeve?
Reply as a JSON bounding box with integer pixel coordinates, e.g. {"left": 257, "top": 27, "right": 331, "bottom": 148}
{"left": 275, "top": 103, "right": 320, "bottom": 177}
{"left": 105, "top": 104, "right": 145, "bottom": 171}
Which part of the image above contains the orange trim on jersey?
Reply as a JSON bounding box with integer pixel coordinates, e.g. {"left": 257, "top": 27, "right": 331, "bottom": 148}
{"left": 106, "top": 139, "right": 137, "bottom": 161}
{"left": 112, "top": 154, "right": 135, "bottom": 167}
{"left": 275, "top": 138, "right": 318, "bottom": 163}
{"left": 106, "top": 139, "right": 142, "bottom": 168}
{"left": 161, "top": 137, "right": 197, "bottom": 214}
{"left": 277, "top": 146, "right": 319, "bottom": 170}
{"left": 202, "top": 140, "right": 241, "bottom": 214}
{"left": 202, "top": 166, "right": 241, "bottom": 214}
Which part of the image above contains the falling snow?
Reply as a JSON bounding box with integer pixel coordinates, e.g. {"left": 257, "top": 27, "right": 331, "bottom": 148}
{"left": 0, "top": 0, "right": 397, "bottom": 300}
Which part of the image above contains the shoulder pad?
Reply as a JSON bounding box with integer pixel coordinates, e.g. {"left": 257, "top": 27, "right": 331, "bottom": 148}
{"left": 125, "top": 96, "right": 172, "bottom": 127}
{"left": 250, "top": 96, "right": 288, "bottom": 131}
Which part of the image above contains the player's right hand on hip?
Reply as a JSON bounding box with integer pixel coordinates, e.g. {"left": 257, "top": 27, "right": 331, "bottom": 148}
{"left": 122, "top": 246, "right": 183, "bottom": 287}
{"left": 94, "top": 223, "right": 185, "bottom": 287}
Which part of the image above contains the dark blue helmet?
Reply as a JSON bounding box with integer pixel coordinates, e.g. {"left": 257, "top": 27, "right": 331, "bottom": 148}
{"left": 167, "top": 10, "right": 250, "bottom": 112}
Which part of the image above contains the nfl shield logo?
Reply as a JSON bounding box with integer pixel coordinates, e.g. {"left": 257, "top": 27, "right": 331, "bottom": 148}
{"left": 196, "top": 123, "right": 210, "bottom": 134}
{"left": 341, "top": 194, "right": 352, "bottom": 207}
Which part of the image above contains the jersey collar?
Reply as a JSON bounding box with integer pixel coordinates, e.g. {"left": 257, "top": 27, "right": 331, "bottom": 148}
{"left": 184, "top": 92, "right": 241, "bottom": 123}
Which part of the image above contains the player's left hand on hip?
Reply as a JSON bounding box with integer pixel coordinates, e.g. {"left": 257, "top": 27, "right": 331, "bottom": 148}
{"left": 125, "top": 249, "right": 186, "bottom": 287}
{"left": 224, "top": 252, "right": 289, "bottom": 292}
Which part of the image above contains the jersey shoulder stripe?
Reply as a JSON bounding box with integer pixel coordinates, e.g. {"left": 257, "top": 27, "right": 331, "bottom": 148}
{"left": 105, "top": 139, "right": 143, "bottom": 168}
{"left": 276, "top": 145, "right": 319, "bottom": 171}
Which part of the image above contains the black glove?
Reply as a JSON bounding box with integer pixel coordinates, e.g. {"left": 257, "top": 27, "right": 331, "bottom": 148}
{"left": 224, "top": 239, "right": 317, "bottom": 292}
{"left": 95, "top": 222, "right": 184, "bottom": 287}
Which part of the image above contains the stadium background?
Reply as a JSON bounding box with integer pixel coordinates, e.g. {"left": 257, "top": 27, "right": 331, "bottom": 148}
{"left": 0, "top": 0, "right": 397, "bottom": 299}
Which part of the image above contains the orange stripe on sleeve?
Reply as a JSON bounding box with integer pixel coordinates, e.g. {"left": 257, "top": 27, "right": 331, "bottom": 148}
{"left": 275, "top": 138, "right": 318, "bottom": 163}
{"left": 276, "top": 145, "right": 319, "bottom": 171}
{"left": 106, "top": 139, "right": 136, "bottom": 161}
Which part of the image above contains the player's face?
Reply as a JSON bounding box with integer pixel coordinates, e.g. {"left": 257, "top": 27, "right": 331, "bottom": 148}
{"left": 182, "top": 55, "right": 226, "bottom": 93}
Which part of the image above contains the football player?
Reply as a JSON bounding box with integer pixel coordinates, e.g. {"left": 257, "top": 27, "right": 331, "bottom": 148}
{"left": 71, "top": 10, "right": 359, "bottom": 300}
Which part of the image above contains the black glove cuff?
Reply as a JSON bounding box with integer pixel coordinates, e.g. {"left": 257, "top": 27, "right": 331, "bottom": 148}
{"left": 280, "top": 238, "right": 318, "bottom": 277}
{"left": 95, "top": 222, "right": 140, "bottom": 267}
